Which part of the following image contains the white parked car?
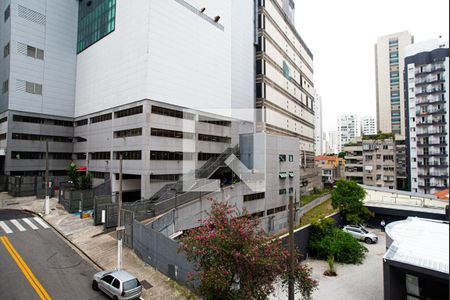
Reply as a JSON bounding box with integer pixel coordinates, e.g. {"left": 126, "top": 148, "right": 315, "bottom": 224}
{"left": 343, "top": 225, "right": 378, "bottom": 244}
{"left": 92, "top": 269, "right": 142, "bottom": 300}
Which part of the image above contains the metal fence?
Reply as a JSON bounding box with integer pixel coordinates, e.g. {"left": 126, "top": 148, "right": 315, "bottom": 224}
{"left": 0, "top": 175, "right": 8, "bottom": 192}
{"left": 93, "top": 195, "right": 115, "bottom": 225}
{"left": 133, "top": 219, "right": 196, "bottom": 286}
{"left": 58, "top": 189, "right": 95, "bottom": 213}
{"left": 8, "top": 176, "right": 38, "bottom": 197}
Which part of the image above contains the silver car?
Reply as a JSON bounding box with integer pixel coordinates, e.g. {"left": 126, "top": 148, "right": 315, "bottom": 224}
{"left": 343, "top": 225, "right": 378, "bottom": 244}
{"left": 92, "top": 270, "right": 142, "bottom": 300}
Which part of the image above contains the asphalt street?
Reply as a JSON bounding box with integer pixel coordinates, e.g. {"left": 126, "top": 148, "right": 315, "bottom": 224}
{"left": 0, "top": 209, "right": 108, "bottom": 300}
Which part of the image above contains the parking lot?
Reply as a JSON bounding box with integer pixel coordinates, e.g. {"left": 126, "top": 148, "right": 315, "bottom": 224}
{"left": 270, "top": 229, "right": 386, "bottom": 300}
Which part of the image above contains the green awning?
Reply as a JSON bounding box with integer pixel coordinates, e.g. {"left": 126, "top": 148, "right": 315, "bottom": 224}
{"left": 279, "top": 172, "right": 287, "bottom": 179}
{"left": 289, "top": 171, "right": 294, "bottom": 178}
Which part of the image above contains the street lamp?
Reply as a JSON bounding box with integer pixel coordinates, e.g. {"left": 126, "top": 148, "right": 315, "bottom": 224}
{"left": 44, "top": 139, "right": 50, "bottom": 215}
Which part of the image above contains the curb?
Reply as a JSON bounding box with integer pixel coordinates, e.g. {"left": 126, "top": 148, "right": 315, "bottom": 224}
{"left": 34, "top": 212, "right": 105, "bottom": 272}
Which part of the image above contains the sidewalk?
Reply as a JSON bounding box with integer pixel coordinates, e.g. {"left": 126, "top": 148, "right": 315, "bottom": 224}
{"left": 0, "top": 193, "right": 197, "bottom": 300}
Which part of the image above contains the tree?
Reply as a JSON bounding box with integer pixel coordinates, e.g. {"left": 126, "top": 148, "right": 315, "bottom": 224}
{"left": 331, "top": 180, "right": 373, "bottom": 224}
{"left": 309, "top": 217, "right": 367, "bottom": 265}
{"left": 337, "top": 151, "right": 346, "bottom": 158}
{"left": 180, "top": 201, "right": 318, "bottom": 300}
{"left": 68, "top": 162, "right": 79, "bottom": 189}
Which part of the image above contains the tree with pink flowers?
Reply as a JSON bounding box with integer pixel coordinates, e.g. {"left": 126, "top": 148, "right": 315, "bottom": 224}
{"left": 179, "top": 201, "right": 318, "bottom": 299}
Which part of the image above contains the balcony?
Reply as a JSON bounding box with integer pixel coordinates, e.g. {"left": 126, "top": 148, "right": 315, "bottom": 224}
{"left": 418, "top": 162, "right": 448, "bottom": 168}
{"left": 415, "top": 77, "right": 446, "bottom": 86}
{"left": 415, "top": 66, "right": 445, "bottom": 76}
{"left": 417, "top": 152, "right": 448, "bottom": 157}
{"left": 415, "top": 98, "right": 446, "bottom": 106}
{"left": 417, "top": 142, "right": 447, "bottom": 147}
{"left": 416, "top": 120, "right": 446, "bottom": 126}
{"left": 418, "top": 173, "right": 449, "bottom": 178}
{"left": 415, "top": 88, "right": 446, "bottom": 96}
{"left": 416, "top": 130, "right": 447, "bottom": 136}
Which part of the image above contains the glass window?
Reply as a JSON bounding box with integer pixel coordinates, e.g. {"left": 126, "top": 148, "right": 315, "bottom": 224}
{"left": 123, "top": 279, "right": 140, "bottom": 291}
{"left": 111, "top": 278, "right": 120, "bottom": 289}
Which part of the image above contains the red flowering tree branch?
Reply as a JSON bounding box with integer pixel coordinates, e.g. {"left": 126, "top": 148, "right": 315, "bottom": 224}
{"left": 179, "top": 200, "right": 318, "bottom": 299}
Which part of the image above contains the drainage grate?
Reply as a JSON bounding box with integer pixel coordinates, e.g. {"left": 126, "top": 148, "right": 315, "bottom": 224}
{"left": 140, "top": 280, "right": 153, "bottom": 290}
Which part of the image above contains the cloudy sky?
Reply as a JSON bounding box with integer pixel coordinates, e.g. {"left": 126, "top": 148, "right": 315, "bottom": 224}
{"left": 295, "top": 0, "right": 450, "bottom": 132}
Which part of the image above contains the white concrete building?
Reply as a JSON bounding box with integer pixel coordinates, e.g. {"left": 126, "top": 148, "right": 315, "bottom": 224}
{"left": 405, "top": 39, "right": 449, "bottom": 194}
{"left": 326, "top": 130, "right": 339, "bottom": 154}
{"left": 361, "top": 115, "right": 377, "bottom": 136}
{"left": 337, "top": 114, "right": 359, "bottom": 152}
{"left": 375, "top": 31, "right": 414, "bottom": 136}
{"left": 314, "top": 94, "right": 323, "bottom": 155}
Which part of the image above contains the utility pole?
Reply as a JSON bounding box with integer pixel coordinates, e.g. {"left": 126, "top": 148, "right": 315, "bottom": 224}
{"left": 44, "top": 139, "right": 50, "bottom": 215}
{"left": 117, "top": 153, "right": 123, "bottom": 270}
{"left": 288, "top": 194, "right": 295, "bottom": 300}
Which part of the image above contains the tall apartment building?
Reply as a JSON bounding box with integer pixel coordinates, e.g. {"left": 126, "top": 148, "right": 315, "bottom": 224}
{"left": 326, "top": 130, "right": 339, "bottom": 154}
{"left": 375, "top": 31, "right": 414, "bottom": 136}
{"left": 313, "top": 94, "right": 323, "bottom": 155}
{"left": 344, "top": 135, "right": 406, "bottom": 190}
{"left": 361, "top": 115, "right": 376, "bottom": 135}
{"left": 405, "top": 39, "right": 449, "bottom": 194}
{"left": 255, "top": 0, "right": 316, "bottom": 184}
{"left": 337, "top": 114, "right": 359, "bottom": 152}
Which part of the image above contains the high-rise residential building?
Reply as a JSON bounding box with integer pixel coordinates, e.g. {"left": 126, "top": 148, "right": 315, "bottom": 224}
{"left": 361, "top": 115, "right": 377, "bottom": 136}
{"left": 326, "top": 130, "right": 339, "bottom": 154}
{"left": 255, "top": 0, "right": 317, "bottom": 193}
{"left": 375, "top": 31, "right": 414, "bottom": 136}
{"left": 314, "top": 94, "right": 323, "bottom": 155}
{"left": 405, "top": 39, "right": 449, "bottom": 195}
{"left": 337, "top": 114, "right": 359, "bottom": 152}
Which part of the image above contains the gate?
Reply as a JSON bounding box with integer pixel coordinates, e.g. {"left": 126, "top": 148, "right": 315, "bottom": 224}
{"left": 122, "top": 209, "right": 134, "bottom": 248}
{"left": 93, "top": 195, "right": 114, "bottom": 225}
{"left": 104, "top": 203, "right": 119, "bottom": 229}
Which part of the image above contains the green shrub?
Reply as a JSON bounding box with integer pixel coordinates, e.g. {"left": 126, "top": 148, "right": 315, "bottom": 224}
{"left": 309, "top": 218, "right": 368, "bottom": 264}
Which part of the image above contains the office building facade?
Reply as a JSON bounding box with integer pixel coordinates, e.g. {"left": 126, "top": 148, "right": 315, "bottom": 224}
{"left": 405, "top": 40, "right": 449, "bottom": 194}
{"left": 375, "top": 31, "right": 414, "bottom": 136}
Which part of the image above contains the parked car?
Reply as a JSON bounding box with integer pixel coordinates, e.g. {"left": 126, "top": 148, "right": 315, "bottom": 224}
{"left": 343, "top": 224, "right": 378, "bottom": 244}
{"left": 92, "top": 269, "right": 142, "bottom": 300}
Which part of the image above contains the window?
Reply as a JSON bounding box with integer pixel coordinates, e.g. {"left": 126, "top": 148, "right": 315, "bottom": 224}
{"left": 3, "top": 42, "right": 9, "bottom": 57}
{"left": 12, "top": 115, "right": 72, "bottom": 127}
{"left": 279, "top": 172, "right": 287, "bottom": 179}
{"left": 288, "top": 155, "right": 294, "bottom": 162}
{"left": 90, "top": 113, "right": 112, "bottom": 124}
{"left": 0, "top": 133, "right": 6, "bottom": 140}
{"left": 76, "top": 153, "right": 87, "bottom": 160}
{"left": 101, "top": 275, "right": 114, "bottom": 285}
{"left": 77, "top": 0, "right": 116, "bottom": 53}
{"left": 12, "top": 133, "right": 72, "bottom": 143}
{"left": 279, "top": 188, "right": 287, "bottom": 195}
{"left": 27, "top": 46, "right": 44, "bottom": 60}
{"left": 198, "top": 134, "right": 231, "bottom": 143}
{"left": 91, "top": 172, "right": 106, "bottom": 179}
{"left": 198, "top": 117, "right": 231, "bottom": 127}
{"left": 114, "top": 128, "right": 142, "bottom": 138}
{"left": 2, "top": 80, "right": 8, "bottom": 94}
{"left": 4, "top": 5, "right": 10, "bottom": 22}
{"left": 383, "top": 155, "right": 394, "bottom": 161}
{"left": 0, "top": 116, "right": 7, "bottom": 123}
{"left": 282, "top": 61, "right": 290, "bottom": 79}
{"left": 25, "top": 81, "right": 42, "bottom": 95}
{"left": 151, "top": 128, "right": 194, "bottom": 139}
{"left": 151, "top": 105, "right": 195, "bottom": 120}
{"left": 150, "top": 174, "right": 181, "bottom": 181}
{"left": 279, "top": 154, "right": 286, "bottom": 162}
{"left": 243, "top": 192, "right": 265, "bottom": 202}
{"left": 267, "top": 205, "right": 286, "bottom": 215}
{"left": 114, "top": 151, "right": 141, "bottom": 160}
{"left": 114, "top": 106, "right": 143, "bottom": 118}
{"left": 112, "top": 279, "right": 120, "bottom": 289}
{"left": 198, "top": 152, "right": 220, "bottom": 161}
{"left": 90, "top": 152, "right": 111, "bottom": 160}
{"left": 75, "top": 119, "right": 88, "bottom": 126}
{"left": 150, "top": 151, "right": 194, "bottom": 161}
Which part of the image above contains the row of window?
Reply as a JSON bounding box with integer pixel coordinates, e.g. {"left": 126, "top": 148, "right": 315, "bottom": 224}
{"left": 12, "top": 115, "right": 73, "bottom": 127}
{"left": 151, "top": 128, "right": 194, "bottom": 139}
{"left": 11, "top": 152, "right": 72, "bottom": 160}
{"left": 114, "top": 128, "right": 142, "bottom": 138}
{"left": 12, "top": 133, "right": 72, "bottom": 143}
{"left": 151, "top": 105, "right": 195, "bottom": 120}
{"left": 76, "top": 151, "right": 227, "bottom": 161}
{"left": 243, "top": 192, "right": 265, "bottom": 202}
{"left": 279, "top": 187, "right": 294, "bottom": 195}
{"left": 77, "top": 106, "right": 143, "bottom": 126}
{"left": 267, "top": 205, "right": 286, "bottom": 216}
{"left": 150, "top": 174, "right": 181, "bottom": 181}
{"left": 150, "top": 151, "right": 193, "bottom": 161}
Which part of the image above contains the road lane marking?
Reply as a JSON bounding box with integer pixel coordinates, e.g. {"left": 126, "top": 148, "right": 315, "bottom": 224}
{"left": 22, "top": 218, "right": 38, "bottom": 230}
{"left": 0, "top": 221, "right": 13, "bottom": 234}
{"left": 0, "top": 236, "right": 52, "bottom": 300}
{"left": 10, "top": 219, "right": 26, "bottom": 232}
{"left": 33, "top": 217, "right": 50, "bottom": 229}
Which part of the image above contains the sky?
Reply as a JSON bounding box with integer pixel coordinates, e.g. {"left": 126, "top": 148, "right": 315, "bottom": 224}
{"left": 294, "top": 0, "right": 450, "bottom": 133}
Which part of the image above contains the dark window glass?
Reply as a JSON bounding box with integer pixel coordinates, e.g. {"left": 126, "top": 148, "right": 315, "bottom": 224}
{"left": 114, "top": 151, "right": 141, "bottom": 160}
{"left": 151, "top": 105, "right": 195, "bottom": 120}
{"left": 114, "top": 106, "right": 143, "bottom": 118}
{"left": 123, "top": 279, "right": 140, "bottom": 291}
{"left": 75, "top": 119, "right": 88, "bottom": 126}
{"left": 90, "top": 113, "right": 112, "bottom": 124}
{"left": 198, "top": 134, "right": 231, "bottom": 143}
{"left": 151, "top": 128, "right": 194, "bottom": 139}
{"left": 77, "top": 0, "right": 116, "bottom": 53}
{"left": 112, "top": 278, "right": 120, "bottom": 289}
{"left": 90, "top": 152, "right": 111, "bottom": 160}
{"left": 114, "top": 128, "right": 142, "bottom": 138}
{"left": 243, "top": 192, "right": 265, "bottom": 202}
{"left": 150, "top": 151, "right": 193, "bottom": 161}
{"left": 102, "top": 275, "right": 114, "bottom": 284}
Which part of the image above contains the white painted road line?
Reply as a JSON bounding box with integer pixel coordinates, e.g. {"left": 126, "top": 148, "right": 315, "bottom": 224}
{"left": 10, "top": 219, "right": 26, "bottom": 232}
{"left": 22, "top": 218, "right": 38, "bottom": 230}
{"left": 33, "top": 217, "right": 50, "bottom": 229}
{"left": 0, "top": 221, "right": 13, "bottom": 234}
